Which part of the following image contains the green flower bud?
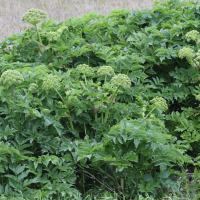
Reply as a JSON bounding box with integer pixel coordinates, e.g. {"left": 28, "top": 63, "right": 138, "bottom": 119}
{"left": 22, "top": 8, "right": 47, "bottom": 25}
{"left": 150, "top": 96, "right": 168, "bottom": 111}
{"left": 0, "top": 70, "right": 24, "bottom": 87}
{"left": 57, "top": 101, "right": 63, "bottom": 108}
{"left": 47, "top": 31, "right": 60, "bottom": 41}
{"left": 65, "top": 85, "right": 70, "bottom": 91}
{"left": 42, "top": 74, "right": 60, "bottom": 91}
{"left": 42, "top": 109, "right": 50, "bottom": 114}
{"left": 97, "top": 66, "right": 115, "bottom": 77}
{"left": 110, "top": 74, "right": 131, "bottom": 89}
{"left": 31, "top": 110, "right": 41, "bottom": 118}
{"left": 195, "top": 94, "right": 200, "bottom": 101}
{"left": 185, "top": 30, "right": 199, "bottom": 42}
{"left": 70, "top": 69, "right": 81, "bottom": 80}
{"left": 54, "top": 137, "right": 60, "bottom": 143}
{"left": 28, "top": 83, "right": 37, "bottom": 92}
{"left": 77, "top": 64, "right": 94, "bottom": 77}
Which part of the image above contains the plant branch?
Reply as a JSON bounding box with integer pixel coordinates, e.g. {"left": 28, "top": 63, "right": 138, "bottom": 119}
{"left": 104, "top": 86, "right": 119, "bottom": 123}
{"left": 77, "top": 165, "right": 123, "bottom": 199}
{"left": 35, "top": 24, "right": 42, "bottom": 44}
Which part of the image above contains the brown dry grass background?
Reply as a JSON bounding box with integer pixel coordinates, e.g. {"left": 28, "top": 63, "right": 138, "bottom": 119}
{"left": 0, "top": 0, "right": 195, "bottom": 42}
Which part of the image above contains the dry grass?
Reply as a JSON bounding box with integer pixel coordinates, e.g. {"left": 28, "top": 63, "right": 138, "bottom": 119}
{"left": 0, "top": 0, "right": 195, "bottom": 42}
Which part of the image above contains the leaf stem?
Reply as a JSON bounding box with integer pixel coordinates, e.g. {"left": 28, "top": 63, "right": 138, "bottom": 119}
{"left": 104, "top": 86, "right": 119, "bottom": 123}
{"left": 54, "top": 87, "right": 74, "bottom": 129}
{"left": 95, "top": 113, "right": 98, "bottom": 122}
{"left": 54, "top": 88, "right": 64, "bottom": 102}
{"left": 84, "top": 74, "right": 87, "bottom": 85}
{"left": 144, "top": 106, "right": 156, "bottom": 119}
{"left": 35, "top": 25, "right": 42, "bottom": 44}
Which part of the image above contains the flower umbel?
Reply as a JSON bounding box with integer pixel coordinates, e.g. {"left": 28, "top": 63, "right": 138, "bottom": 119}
{"left": 150, "top": 96, "right": 168, "bottom": 111}
{"left": 97, "top": 66, "right": 115, "bottom": 77}
{"left": 185, "top": 30, "right": 200, "bottom": 42}
{"left": 28, "top": 83, "right": 38, "bottom": 92}
{"left": 47, "top": 31, "right": 60, "bottom": 41}
{"left": 0, "top": 70, "right": 24, "bottom": 87}
{"left": 42, "top": 74, "right": 60, "bottom": 91}
{"left": 178, "top": 47, "right": 195, "bottom": 60}
{"left": 195, "top": 94, "right": 200, "bottom": 101}
{"left": 22, "top": 8, "right": 47, "bottom": 25}
{"left": 110, "top": 74, "right": 131, "bottom": 89}
{"left": 77, "top": 64, "right": 94, "bottom": 77}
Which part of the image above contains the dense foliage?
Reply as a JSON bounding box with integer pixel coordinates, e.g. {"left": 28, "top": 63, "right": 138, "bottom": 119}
{"left": 0, "top": 0, "right": 200, "bottom": 199}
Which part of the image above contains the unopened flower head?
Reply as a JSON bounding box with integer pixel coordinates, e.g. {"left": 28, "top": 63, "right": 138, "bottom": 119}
{"left": 185, "top": 30, "right": 200, "bottom": 42}
{"left": 0, "top": 69, "right": 24, "bottom": 86}
{"left": 70, "top": 69, "right": 80, "bottom": 80}
{"left": 110, "top": 74, "right": 131, "bottom": 89}
{"left": 195, "top": 94, "right": 200, "bottom": 101}
{"left": 47, "top": 31, "right": 60, "bottom": 41}
{"left": 28, "top": 83, "right": 38, "bottom": 92}
{"left": 42, "top": 109, "right": 50, "bottom": 114}
{"left": 65, "top": 85, "right": 70, "bottom": 91}
{"left": 150, "top": 96, "right": 168, "bottom": 111}
{"left": 97, "top": 66, "right": 115, "bottom": 77}
{"left": 42, "top": 74, "right": 60, "bottom": 91}
{"left": 178, "top": 47, "right": 195, "bottom": 60}
{"left": 77, "top": 64, "right": 94, "bottom": 77}
{"left": 57, "top": 26, "right": 67, "bottom": 34}
{"left": 22, "top": 8, "right": 47, "bottom": 25}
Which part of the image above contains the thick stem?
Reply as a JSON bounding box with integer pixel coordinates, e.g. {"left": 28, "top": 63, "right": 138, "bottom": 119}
{"left": 54, "top": 88, "right": 74, "bottom": 129}
{"left": 95, "top": 113, "right": 98, "bottom": 122}
{"left": 54, "top": 88, "right": 65, "bottom": 103}
{"left": 104, "top": 86, "right": 119, "bottom": 123}
{"left": 84, "top": 124, "right": 87, "bottom": 135}
{"left": 84, "top": 74, "right": 87, "bottom": 85}
{"left": 105, "top": 74, "right": 107, "bottom": 83}
{"left": 144, "top": 106, "right": 156, "bottom": 119}
{"left": 69, "top": 117, "right": 74, "bottom": 130}
{"left": 12, "top": 84, "right": 15, "bottom": 99}
{"left": 192, "top": 58, "right": 200, "bottom": 70}
{"left": 35, "top": 24, "right": 42, "bottom": 44}
{"left": 121, "top": 178, "right": 125, "bottom": 192}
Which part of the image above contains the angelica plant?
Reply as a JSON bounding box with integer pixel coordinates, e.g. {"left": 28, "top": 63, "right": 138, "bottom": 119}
{"left": 42, "top": 74, "right": 74, "bottom": 130}
{"left": 77, "top": 64, "right": 94, "bottom": 85}
{"left": 22, "top": 8, "right": 47, "bottom": 44}
{"left": 0, "top": 69, "right": 24, "bottom": 99}
{"left": 178, "top": 30, "right": 200, "bottom": 69}
{"left": 47, "top": 27, "right": 67, "bottom": 41}
{"left": 97, "top": 66, "right": 115, "bottom": 82}
{"left": 104, "top": 73, "right": 131, "bottom": 123}
{"left": 185, "top": 30, "right": 200, "bottom": 48}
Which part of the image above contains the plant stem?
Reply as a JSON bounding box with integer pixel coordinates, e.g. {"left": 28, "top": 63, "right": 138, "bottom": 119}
{"left": 54, "top": 88, "right": 64, "bottom": 102}
{"left": 54, "top": 88, "right": 74, "bottom": 129}
{"left": 95, "top": 113, "right": 98, "bottom": 122}
{"left": 84, "top": 124, "right": 87, "bottom": 135}
{"left": 144, "top": 106, "right": 156, "bottom": 119}
{"left": 12, "top": 84, "right": 15, "bottom": 99}
{"left": 35, "top": 24, "right": 42, "bottom": 44}
{"left": 104, "top": 86, "right": 119, "bottom": 123}
{"left": 68, "top": 116, "right": 74, "bottom": 130}
{"left": 121, "top": 178, "right": 124, "bottom": 192}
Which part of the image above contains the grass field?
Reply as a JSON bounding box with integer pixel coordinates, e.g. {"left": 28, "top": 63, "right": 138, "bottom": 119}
{"left": 0, "top": 0, "right": 194, "bottom": 42}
